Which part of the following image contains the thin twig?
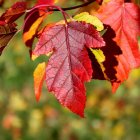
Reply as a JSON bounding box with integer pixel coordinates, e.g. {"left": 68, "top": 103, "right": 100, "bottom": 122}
{"left": 52, "top": 0, "right": 96, "bottom": 11}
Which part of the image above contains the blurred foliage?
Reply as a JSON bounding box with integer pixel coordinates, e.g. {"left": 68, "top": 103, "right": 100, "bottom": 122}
{"left": 0, "top": 0, "right": 140, "bottom": 140}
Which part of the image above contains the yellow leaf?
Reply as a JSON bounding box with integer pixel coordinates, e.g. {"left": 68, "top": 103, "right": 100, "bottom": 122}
{"left": 55, "top": 0, "right": 59, "bottom": 3}
{"left": 90, "top": 48, "right": 108, "bottom": 80}
{"left": 73, "top": 12, "right": 104, "bottom": 31}
{"left": 90, "top": 49, "right": 105, "bottom": 63}
{"left": 103, "top": 0, "right": 111, "bottom": 4}
{"left": 33, "top": 62, "right": 46, "bottom": 102}
{"left": 23, "top": 14, "right": 46, "bottom": 44}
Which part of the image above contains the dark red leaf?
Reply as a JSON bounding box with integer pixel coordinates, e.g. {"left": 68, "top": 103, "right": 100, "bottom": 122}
{"left": 89, "top": 25, "right": 122, "bottom": 81}
{"left": 0, "top": 2, "right": 26, "bottom": 23}
{"left": 33, "top": 21, "right": 105, "bottom": 117}
{"left": 0, "top": 0, "right": 4, "bottom": 6}
{"left": 96, "top": 0, "right": 103, "bottom": 4}
{"left": 0, "top": 22, "right": 17, "bottom": 55}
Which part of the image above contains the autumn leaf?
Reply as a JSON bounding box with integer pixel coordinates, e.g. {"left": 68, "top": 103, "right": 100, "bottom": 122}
{"left": 90, "top": 49, "right": 105, "bottom": 63}
{"left": 96, "top": 0, "right": 103, "bottom": 4}
{"left": 0, "top": 2, "right": 26, "bottom": 23}
{"left": 102, "top": 0, "right": 111, "bottom": 4}
{"left": 56, "top": 12, "right": 104, "bottom": 31}
{"left": 73, "top": 12, "right": 104, "bottom": 31}
{"left": 23, "top": 0, "right": 54, "bottom": 48}
{"left": 73, "top": 12, "right": 108, "bottom": 81}
{"left": 23, "top": 11, "right": 49, "bottom": 48}
{"left": 92, "top": 0, "right": 140, "bottom": 92}
{"left": 0, "top": 0, "right": 4, "bottom": 6}
{"left": 33, "top": 21, "right": 105, "bottom": 117}
{"left": 90, "top": 48, "right": 108, "bottom": 79}
{"left": 88, "top": 25, "right": 122, "bottom": 83}
{"left": 0, "top": 22, "right": 17, "bottom": 55}
{"left": 0, "top": 2, "right": 26, "bottom": 55}
{"left": 36, "top": 0, "right": 55, "bottom": 5}
{"left": 33, "top": 62, "right": 46, "bottom": 102}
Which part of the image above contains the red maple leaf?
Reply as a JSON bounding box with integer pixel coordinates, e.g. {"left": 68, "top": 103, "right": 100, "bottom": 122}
{"left": 95, "top": 0, "right": 140, "bottom": 92}
{"left": 33, "top": 21, "right": 105, "bottom": 117}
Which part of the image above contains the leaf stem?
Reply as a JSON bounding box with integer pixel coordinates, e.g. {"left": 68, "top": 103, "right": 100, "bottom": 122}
{"left": 51, "top": 5, "right": 70, "bottom": 24}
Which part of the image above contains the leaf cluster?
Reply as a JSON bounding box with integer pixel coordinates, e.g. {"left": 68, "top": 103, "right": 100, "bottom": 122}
{"left": 0, "top": 0, "right": 140, "bottom": 117}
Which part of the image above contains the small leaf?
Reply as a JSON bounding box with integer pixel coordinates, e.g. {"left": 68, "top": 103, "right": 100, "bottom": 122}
{"left": 90, "top": 49, "right": 105, "bottom": 63}
{"left": 33, "top": 62, "right": 46, "bottom": 102}
{"left": 33, "top": 21, "right": 105, "bottom": 117}
{"left": 23, "top": 10, "right": 49, "bottom": 48}
{"left": 0, "top": 22, "right": 17, "bottom": 55}
{"left": 90, "top": 48, "right": 108, "bottom": 80}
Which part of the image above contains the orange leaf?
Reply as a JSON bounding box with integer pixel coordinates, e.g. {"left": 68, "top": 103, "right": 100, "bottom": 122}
{"left": 33, "top": 62, "right": 46, "bottom": 101}
{"left": 23, "top": 8, "right": 52, "bottom": 49}
{"left": 96, "top": 0, "right": 140, "bottom": 92}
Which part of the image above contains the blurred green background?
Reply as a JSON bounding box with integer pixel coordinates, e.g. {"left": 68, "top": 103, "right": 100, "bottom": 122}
{"left": 0, "top": 0, "right": 140, "bottom": 140}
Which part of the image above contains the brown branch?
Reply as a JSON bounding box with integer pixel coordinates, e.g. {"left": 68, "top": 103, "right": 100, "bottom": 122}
{"left": 52, "top": 0, "right": 96, "bottom": 11}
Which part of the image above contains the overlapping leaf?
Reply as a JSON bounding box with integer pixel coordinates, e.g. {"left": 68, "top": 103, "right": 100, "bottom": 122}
{"left": 73, "top": 12, "right": 109, "bottom": 83}
{"left": 0, "top": 2, "right": 26, "bottom": 23}
{"left": 23, "top": 0, "right": 55, "bottom": 48}
{"left": 91, "top": 0, "right": 140, "bottom": 92}
{"left": 33, "top": 21, "right": 105, "bottom": 117}
{"left": 73, "top": 12, "right": 104, "bottom": 31}
{"left": 1, "top": 0, "right": 139, "bottom": 118}
{"left": 0, "top": 22, "right": 17, "bottom": 55}
{"left": 33, "top": 62, "right": 46, "bottom": 101}
{"left": 0, "top": 2, "right": 26, "bottom": 54}
{"left": 23, "top": 11, "right": 49, "bottom": 48}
